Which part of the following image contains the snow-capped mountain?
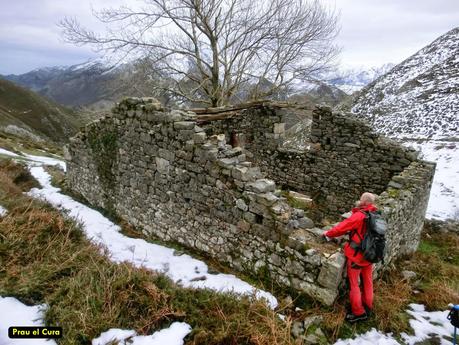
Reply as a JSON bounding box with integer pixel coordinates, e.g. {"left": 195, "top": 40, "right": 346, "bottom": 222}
{"left": 3, "top": 59, "right": 349, "bottom": 109}
{"left": 2, "top": 58, "right": 128, "bottom": 109}
{"left": 350, "top": 27, "right": 459, "bottom": 221}
{"left": 351, "top": 27, "right": 459, "bottom": 140}
{"left": 329, "top": 64, "right": 395, "bottom": 94}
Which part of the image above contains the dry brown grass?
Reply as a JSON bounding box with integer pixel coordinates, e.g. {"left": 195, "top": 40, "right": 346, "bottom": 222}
{"left": 420, "top": 281, "right": 459, "bottom": 310}
{"left": 0, "top": 170, "right": 22, "bottom": 196}
{"left": 0, "top": 159, "right": 39, "bottom": 192}
{"left": 372, "top": 274, "right": 412, "bottom": 333}
{"left": 404, "top": 230, "right": 459, "bottom": 311}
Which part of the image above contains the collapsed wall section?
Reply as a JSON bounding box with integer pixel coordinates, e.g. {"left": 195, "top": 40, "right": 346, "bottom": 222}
{"left": 199, "top": 105, "right": 420, "bottom": 218}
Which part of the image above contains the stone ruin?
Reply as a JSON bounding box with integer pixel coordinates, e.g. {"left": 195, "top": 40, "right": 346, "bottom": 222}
{"left": 65, "top": 98, "right": 435, "bottom": 305}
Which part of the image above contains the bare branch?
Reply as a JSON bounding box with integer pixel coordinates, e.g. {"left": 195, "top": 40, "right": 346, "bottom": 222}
{"left": 59, "top": 0, "right": 340, "bottom": 106}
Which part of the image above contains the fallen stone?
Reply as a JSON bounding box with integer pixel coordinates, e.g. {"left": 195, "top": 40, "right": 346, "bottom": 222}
{"left": 401, "top": 270, "right": 417, "bottom": 281}
{"left": 304, "top": 327, "right": 326, "bottom": 345}
{"left": 236, "top": 198, "right": 249, "bottom": 211}
{"left": 245, "top": 179, "right": 276, "bottom": 193}
{"left": 297, "top": 216, "right": 314, "bottom": 229}
{"left": 291, "top": 321, "right": 305, "bottom": 339}
{"left": 303, "top": 315, "right": 324, "bottom": 331}
{"left": 173, "top": 121, "right": 195, "bottom": 130}
{"left": 306, "top": 227, "right": 326, "bottom": 238}
{"left": 288, "top": 191, "right": 313, "bottom": 207}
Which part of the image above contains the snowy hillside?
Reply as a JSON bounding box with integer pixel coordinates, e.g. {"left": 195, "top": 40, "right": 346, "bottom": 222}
{"left": 404, "top": 141, "right": 459, "bottom": 220}
{"left": 352, "top": 27, "right": 459, "bottom": 140}
{"left": 350, "top": 27, "right": 459, "bottom": 221}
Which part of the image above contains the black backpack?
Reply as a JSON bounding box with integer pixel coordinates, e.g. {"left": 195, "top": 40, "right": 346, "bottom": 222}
{"left": 448, "top": 306, "right": 459, "bottom": 328}
{"left": 350, "top": 211, "right": 387, "bottom": 263}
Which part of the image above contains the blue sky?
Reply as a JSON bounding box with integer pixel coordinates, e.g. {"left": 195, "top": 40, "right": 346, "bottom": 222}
{"left": 1, "top": 0, "right": 458, "bottom": 74}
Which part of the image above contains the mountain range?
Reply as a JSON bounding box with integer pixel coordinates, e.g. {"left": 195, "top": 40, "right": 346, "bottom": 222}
{"left": 2, "top": 59, "right": 163, "bottom": 111}
{"left": 2, "top": 59, "right": 357, "bottom": 111}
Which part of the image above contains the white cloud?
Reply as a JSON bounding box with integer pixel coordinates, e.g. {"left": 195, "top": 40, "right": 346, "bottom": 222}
{"left": 1, "top": 0, "right": 458, "bottom": 74}
{"left": 326, "top": 0, "right": 459, "bottom": 68}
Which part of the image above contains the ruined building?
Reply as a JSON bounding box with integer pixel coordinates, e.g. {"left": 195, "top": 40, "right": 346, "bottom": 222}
{"left": 65, "top": 98, "right": 435, "bottom": 305}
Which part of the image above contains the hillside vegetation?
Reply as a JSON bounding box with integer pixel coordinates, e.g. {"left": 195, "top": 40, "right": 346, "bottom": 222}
{"left": 0, "top": 78, "right": 86, "bottom": 143}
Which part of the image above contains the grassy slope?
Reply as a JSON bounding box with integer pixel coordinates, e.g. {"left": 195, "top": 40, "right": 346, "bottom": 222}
{"left": 0, "top": 159, "right": 294, "bottom": 345}
{"left": 0, "top": 78, "right": 85, "bottom": 143}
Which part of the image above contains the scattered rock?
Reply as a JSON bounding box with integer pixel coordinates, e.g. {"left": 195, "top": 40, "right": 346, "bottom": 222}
{"left": 402, "top": 270, "right": 417, "bottom": 281}
{"left": 303, "top": 315, "right": 324, "bottom": 331}
{"left": 291, "top": 321, "right": 305, "bottom": 338}
{"left": 297, "top": 216, "right": 314, "bottom": 229}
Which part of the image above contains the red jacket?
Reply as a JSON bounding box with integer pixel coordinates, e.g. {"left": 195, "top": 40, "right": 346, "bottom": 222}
{"left": 324, "top": 204, "right": 377, "bottom": 266}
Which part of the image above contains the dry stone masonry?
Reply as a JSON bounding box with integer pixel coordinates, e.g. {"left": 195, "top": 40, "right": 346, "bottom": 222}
{"left": 65, "top": 98, "right": 435, "bottom": 305}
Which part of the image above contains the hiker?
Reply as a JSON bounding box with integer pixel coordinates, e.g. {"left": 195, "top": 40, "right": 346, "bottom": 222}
{"left": 323, "top": 192, "right": 378, "bottom": 323}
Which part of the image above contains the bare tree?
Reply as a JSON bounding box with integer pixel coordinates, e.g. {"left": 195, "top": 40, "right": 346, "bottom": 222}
{"left": 60, "top": 0, "right": 339, "bottom": 107}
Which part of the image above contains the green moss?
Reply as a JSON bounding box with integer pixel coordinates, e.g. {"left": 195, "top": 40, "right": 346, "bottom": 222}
{"left": 87, "top": 128, "right": 118, "bottom": 206}
{"left": 387, "top": 188, "right": 400, "bottom": 198}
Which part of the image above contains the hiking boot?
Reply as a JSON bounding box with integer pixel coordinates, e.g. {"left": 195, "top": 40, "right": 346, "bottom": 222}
{"left": 364, "top": 305, "right": 373, "bottom": 317}
{"left": 345, "top": 312, "right": 368, "bottom": 323}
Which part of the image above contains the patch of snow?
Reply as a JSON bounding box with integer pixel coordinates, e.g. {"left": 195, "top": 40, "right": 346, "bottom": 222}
{"left": 26, "top": 165, "right": 277, "bottom": 308}
{"left": 0, "top": 147, "right": 20, "bottom": 157}
{"left": 401, "top": 304, "right": 455, "bottom": 345}
{"left": 334, "top": 304, "right": 456, "bottom": 345}
{"left": 404, "top": 140, "right": 459, "bottom": 221}
{"left": 92, "top": 329, "right": 136, "bottom": 345}
{"left": 24, "top": 153, "right": 66, "bottom": 172}
{"left": 334, "top": 328, "right": 399, "bottom": 345}
{"left": 0, "top": 205, "right": 7, "bottom": 217}
{"left": 0, "top": 296, "right": 57, "bottom": 345}
{"left": 0, "top": 147, "right": 66, "bottom": 171}
{"left": 92, "top": 322, "right": 191, "bottom": 345}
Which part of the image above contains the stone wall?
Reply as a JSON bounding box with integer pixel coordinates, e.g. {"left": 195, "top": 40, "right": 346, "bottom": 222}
{"left": 199, "top": 105, "right": 419, "bottom": 218}
{"left": 65, "top": 98, "right": 435, "bottom": 306}
{"left": 377, "top": 161, "right": 436, "bottom": 263}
